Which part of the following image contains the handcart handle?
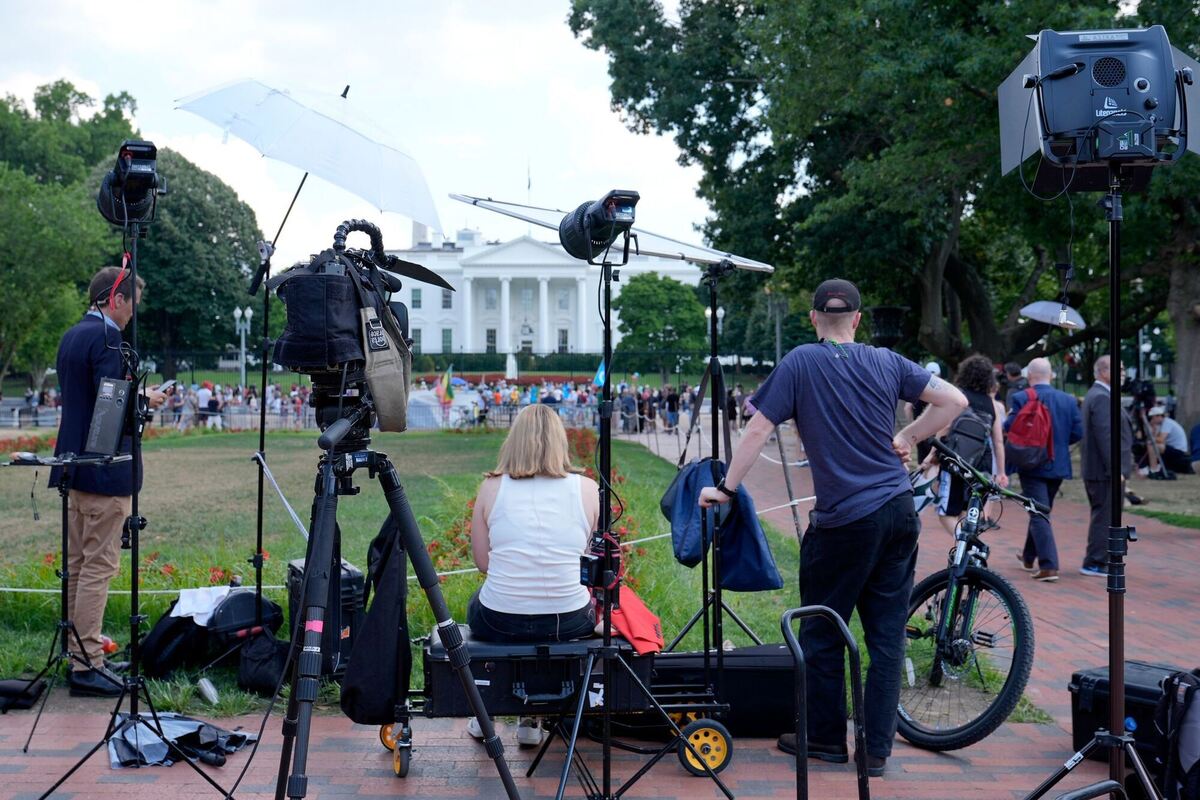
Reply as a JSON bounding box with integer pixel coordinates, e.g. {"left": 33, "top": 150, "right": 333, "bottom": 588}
{"left": 513, "top": 681, "right": 576, "bottom": 704}
{"left": 1051, "top": 781, "right": 1127, "bottom": 800}
{"left": 781, "top": 606, "right": 871, "bottom": 800}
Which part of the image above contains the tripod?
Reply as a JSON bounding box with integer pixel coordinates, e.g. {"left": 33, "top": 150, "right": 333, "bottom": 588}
{"left": 1024, "top": 168, "right": 1161, "bottom": 800}
{"left": 272, "top": 394, "right": 520, "bottom": 800}
{"left": 664, "top": 261, "right": 764, "bottom": 677}
{"left": 40, "top": 220, "right": 233, "bottom": 799}
{"left": 16, "top": 455, "right": 129, "bottom": 751}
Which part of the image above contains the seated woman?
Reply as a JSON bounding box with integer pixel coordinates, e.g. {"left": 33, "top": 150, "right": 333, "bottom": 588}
{"left": 466, "top": 404, "right": 599, "bottom": 743}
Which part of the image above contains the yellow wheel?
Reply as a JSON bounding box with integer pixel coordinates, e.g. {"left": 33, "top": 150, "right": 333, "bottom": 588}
{"left": 677, "top": 718, "right": 733, "bottom": 776}
{"left": 392, "top": 743, "right": 411, "bottom": 777}
{"left": 379, "top": 723, "right": 397, "bottom": 751}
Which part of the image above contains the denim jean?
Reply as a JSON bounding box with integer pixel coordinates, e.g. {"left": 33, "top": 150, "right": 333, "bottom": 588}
{"left": 799, "top": 493, "right": 919, "bottom": 758}
{"left": 1019, "top": 474, "right": 1062, "bottom": 570}
{"left": 467, "top": 589, "right": 595, "bottom": 643}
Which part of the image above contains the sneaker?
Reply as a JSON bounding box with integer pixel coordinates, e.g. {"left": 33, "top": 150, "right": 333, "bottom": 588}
{"left": 1031, "top": 569, "right": 1059, "bottom": 582}
{"left": 516, "top": 717, "right": 544, "bottom": 747}
{"left": 68, "top": 666, "right": 123, "bottom": 697}
{"left": 776, "top": 734, "right": 848, "bottom": 762}
{"left": 865, "top": 755, "right": 887, "bottom": 778}
{"left": 466, "top": 716, "right": 486, "bottom": 740}
{"left": 1079, "top": 565, "right": 1106, "bottom": 577}
{"left": 1125, "top": 491, "right": 1146, "bottom": 506}
{"left": 1015, "top": 553, "right": 1037, "bottom": 572}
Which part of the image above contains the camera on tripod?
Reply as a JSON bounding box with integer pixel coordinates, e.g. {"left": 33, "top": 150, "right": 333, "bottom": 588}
{"left": 269, "top": 219, "right": 425, "bottom": 440}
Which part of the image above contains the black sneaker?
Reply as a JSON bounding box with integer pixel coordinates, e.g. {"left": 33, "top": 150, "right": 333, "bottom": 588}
{"left": 776, "top": 734, "right": 849, "bottom": 762}
{"left": 68, "top": 666, "right": 123, "bottom": 697}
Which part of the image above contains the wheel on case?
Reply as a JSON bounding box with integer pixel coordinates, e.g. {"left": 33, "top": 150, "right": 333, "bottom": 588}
{"left": 379, "top": 723, "right": 397, "bottom": 751}
{"left": 677, "top": 718, "right": 733, "bottom": 776}
{"left": 392, "top": 743, "right": 411, "bottom": 777}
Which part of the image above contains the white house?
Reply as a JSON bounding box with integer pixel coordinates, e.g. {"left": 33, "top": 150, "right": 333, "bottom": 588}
{"left": 389, "top": 227, "right": 703, "bottom": 355}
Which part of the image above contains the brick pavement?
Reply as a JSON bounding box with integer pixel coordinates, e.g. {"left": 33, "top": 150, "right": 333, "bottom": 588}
{"left": 2, "top": 420, "right": 1195, "bottom": 799}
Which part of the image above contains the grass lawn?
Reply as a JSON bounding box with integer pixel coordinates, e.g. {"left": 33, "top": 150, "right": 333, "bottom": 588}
{"left": 0, "top": 429, "right": 803, "bottom": 717}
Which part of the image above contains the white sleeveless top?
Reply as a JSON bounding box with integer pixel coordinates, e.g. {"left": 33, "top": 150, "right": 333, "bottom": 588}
{"left": 478, "top": 473, "right": 592, "bottom": 615}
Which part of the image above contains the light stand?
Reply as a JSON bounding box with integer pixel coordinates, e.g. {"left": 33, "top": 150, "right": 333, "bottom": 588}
{"left": 530, "top": 235, "right": 734, "bottom": 800}
{"left": 1022, "top": 166, "right": 1161, "bottom": 800}
{"left": 40, "top": 221, "right": 233, "bottom": 799}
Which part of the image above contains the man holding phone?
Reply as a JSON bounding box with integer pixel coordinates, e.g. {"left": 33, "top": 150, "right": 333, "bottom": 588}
{"left": 50, "top": 266, "right": 167, "bottom": 696}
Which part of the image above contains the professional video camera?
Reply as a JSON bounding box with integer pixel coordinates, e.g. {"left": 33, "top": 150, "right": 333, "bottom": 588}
{"left": 269, "top": 219, "right": 452, "bottom": 440}
{"left": 1122, "top": 376, "right": 1158, "bottom": 413}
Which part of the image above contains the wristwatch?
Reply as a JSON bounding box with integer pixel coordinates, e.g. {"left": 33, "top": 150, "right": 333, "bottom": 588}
{"left": 716, "top": 479, "right": 737, "bottom": 498}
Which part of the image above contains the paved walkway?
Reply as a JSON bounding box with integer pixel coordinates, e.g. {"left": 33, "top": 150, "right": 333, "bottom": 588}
{"left": 2, "top": 419, "right": 1197, "bottom": 799}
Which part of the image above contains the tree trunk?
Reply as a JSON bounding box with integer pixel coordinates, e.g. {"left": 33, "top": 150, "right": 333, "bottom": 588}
{"left": 1167, "top": 260, "right": 1200, "bottom": 432}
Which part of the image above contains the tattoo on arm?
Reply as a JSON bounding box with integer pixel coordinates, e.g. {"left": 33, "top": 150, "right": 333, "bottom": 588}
{"left": 928, "top": 376, "right": 943, "bottom": 391}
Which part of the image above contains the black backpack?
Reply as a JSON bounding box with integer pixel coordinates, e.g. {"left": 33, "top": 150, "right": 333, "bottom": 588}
{"left": 943, "top": 407, "right": 992, "bottom": 472}
{"left": 1156, "top": 669, "right": 1200, "bottom": 800}
{"left": 140, "top": 600, "right": 209, "bottom": 678}
{"left": 339, "top": 514, "right": 412, "bottom": 725}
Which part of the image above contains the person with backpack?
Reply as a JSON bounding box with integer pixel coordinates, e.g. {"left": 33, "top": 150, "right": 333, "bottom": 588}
{"left": 1004, "top": 357, "right": 1083, "bottom": 582}
{"left": 929, "top": 355, "right": 1008, "bottom": 537}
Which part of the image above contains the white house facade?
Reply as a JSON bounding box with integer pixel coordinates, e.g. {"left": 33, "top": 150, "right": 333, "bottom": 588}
{"left": 388, "top": 229, "right": 703, "bottom": 355}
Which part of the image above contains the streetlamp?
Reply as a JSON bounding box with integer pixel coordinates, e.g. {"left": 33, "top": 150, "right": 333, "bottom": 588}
{"left": 704, "top": 305, "right": 726, "bottom": 336}
{"left": 233, "top": 305, "right": 254, "bottom": 389}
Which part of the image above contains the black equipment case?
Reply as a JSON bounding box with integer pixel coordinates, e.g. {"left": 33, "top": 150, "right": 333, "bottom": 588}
{"left": 1070, "top": 659, "right": 1182, "bottom": 764}
{"left": 652, "top": 644, "right": 796, "bottom": 737}
{"left": 286, "top": 558, "right": 364, "bottom": 678}
{"left": 422, "top": 625, "right": 654, "bottom": 717}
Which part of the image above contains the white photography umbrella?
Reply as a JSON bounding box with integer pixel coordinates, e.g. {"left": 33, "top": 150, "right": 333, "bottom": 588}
{"left": 177, "top": 79, "right": 441, "bottom": 234}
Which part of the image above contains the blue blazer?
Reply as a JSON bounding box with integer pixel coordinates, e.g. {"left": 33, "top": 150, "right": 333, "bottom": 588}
{"left": 1004, "top": 384, "right": 1082, "bottom": 480}
{"left": 49, "top": 314, "right": 139, "bottom": 496}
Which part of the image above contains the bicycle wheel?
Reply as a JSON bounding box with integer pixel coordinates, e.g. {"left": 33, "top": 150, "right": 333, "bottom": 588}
{"left": 897, "top": 566, "right": 1034, "bottom": 750}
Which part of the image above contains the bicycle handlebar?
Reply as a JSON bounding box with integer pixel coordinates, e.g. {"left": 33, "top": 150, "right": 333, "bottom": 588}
{"left": 928, "top": 439, "right": 1051, "bottom": 516}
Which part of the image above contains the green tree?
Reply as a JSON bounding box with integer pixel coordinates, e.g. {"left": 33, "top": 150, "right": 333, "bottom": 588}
{"left": 124, "top": 149, "right": 263, "bottom": 378}
{"left": 570, "top": 0, "right": 1200, "bottom": 429}
{"left": 0, "top": 164, "right": 108, "bottom": 388}
{"left": 613, "top": 272, "right": 707, "bottom": 381}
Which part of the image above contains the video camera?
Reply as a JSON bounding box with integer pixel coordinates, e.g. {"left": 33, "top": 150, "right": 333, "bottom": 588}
{"left": 269, "top": 219, "right": 452, "bottom": 442}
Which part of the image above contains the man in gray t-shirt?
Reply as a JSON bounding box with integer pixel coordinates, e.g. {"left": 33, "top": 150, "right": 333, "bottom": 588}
{"left": 700, "top": 278, "right": 965, "bottom": 776}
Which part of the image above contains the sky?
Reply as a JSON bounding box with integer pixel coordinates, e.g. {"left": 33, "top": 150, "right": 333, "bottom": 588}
{"left": 1, "top": 0, "right": 706, "bottom": 272}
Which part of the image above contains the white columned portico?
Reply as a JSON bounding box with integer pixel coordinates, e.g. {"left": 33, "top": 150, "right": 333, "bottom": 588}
{"left": 538, "top": 277, "right": 550, "bottom": 354}
{"left": 461, "top": 277, "right": 473, "bottom": 354}
{"left": 499, "top": 276, "right": 512, "bottom": 354}
{"left": 576, "top": 276, "right": 588, "bottom": 353}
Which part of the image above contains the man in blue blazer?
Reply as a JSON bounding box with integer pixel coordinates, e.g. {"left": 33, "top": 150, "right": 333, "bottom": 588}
{"left": 1005, "top": 358, "right": 1083, "bottom": 582}
{"left": 51, "top": 267, "right": 164, "bottom": 696}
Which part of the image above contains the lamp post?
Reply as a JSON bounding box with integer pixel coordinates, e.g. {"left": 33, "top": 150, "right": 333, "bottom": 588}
{"left": 233, "top": 305, "right": 254, "bottom": 389}
{"left": 704, "top": 305, "right": 725, "bottom": 336}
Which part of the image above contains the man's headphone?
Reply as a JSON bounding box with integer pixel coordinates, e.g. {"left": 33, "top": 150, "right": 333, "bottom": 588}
{"left": 92, "top": 266, "right": 131, "bottom": 313}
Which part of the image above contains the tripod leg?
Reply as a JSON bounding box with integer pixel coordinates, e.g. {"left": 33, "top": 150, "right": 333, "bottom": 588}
{"left": 276, "top": 461, "right": 340, "bottom": 800}
{"left": 555, "top": 651, "right": 596, "bottom": 800}
{"left": 274, "top": 644, "right": 302, "bottom": 800}
{"left": 1022, "top": 737, "right": 1101, "bottom": 800}
{"left": 1124, "top": 741, "right": 1163, "bottom": 800}
{"left": 22, "top": 661, "right": 59, "bottom": 753}
{"left": 375, "top": 459, "right": 521, "bottom": 800}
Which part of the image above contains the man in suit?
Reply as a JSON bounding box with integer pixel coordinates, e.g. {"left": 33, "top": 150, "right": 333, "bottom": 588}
{"left": 1080, "top": 356, "right": 1133, "bottom": 576}
{"left": 1005, "top": 357, "right": 1083, "bottom": 582}
{"left": 51, "top": 266, "right": 165, "bottom": 696}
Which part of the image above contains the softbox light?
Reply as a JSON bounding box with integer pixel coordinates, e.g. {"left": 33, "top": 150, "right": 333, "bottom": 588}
{"left": 998, "top": 25, "right": 1200, "bottom": 193}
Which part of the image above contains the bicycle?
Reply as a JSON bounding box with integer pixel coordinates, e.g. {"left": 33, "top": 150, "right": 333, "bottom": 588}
{"left": 897, "top": 438, "right": 1049, "bottom": 751}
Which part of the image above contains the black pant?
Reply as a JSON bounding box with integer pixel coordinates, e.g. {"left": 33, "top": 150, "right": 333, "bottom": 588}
{"left": 1019, "top": 474, "right": 1062, "bottom": 571}
{"left": 1084, "top": 479, "right": 1114, "bottom": 570}
{"left": 467, "top": 589, "right": 595, "bottom": 643}
{"left": 1162, "top": 446, "right": 1196, "bottom": 474}
{"left": 799, "top": 493, "right": 919, "bottom": 758}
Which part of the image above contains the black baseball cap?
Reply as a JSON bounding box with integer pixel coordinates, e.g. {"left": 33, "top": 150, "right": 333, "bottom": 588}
{"left": 812, "top": 279, "right": 861, "bottom": 313}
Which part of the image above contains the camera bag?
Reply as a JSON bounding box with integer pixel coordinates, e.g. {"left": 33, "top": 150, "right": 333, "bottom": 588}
{"left": 1069, "top": 660, "right": 1184, "bottom": 769}
{"left": 346, "top": 265, "right": 412, "bottom": 433}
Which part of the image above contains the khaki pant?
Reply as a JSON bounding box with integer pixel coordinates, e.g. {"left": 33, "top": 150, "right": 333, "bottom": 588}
{"left": 66, "top": 489, "right": 129, "bottom": 670}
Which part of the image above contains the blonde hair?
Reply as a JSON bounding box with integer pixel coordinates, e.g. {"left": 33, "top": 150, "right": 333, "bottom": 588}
{"left": 488, "top": 404, "right": 582, "bottom": 479}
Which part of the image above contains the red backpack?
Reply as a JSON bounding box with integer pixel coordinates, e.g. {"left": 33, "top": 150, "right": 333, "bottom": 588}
{"left": 1005, "top": 386, "right": 1054, "bottom": 471}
